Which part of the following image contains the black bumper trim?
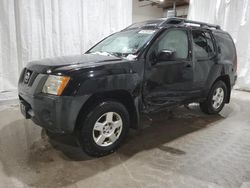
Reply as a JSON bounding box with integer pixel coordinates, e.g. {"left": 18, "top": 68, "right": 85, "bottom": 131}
{"left": 19, "top": 93, "right": 89, "bottom": 133}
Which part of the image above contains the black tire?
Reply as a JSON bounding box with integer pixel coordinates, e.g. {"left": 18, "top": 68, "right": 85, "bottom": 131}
{"left": 200, "top": 80, "right": 227, "bottom": 114}
{"left": 77, "top": 101, "right": 130, "bottom": 157}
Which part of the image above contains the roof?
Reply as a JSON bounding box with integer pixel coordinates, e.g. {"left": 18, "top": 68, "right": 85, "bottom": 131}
{"left": 124, "top": 17, "right": 221, "bottom": 31}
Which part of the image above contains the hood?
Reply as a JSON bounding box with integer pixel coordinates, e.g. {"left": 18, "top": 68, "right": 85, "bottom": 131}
{"left": 26, "top": 54, "right": 123, "bottom": 74}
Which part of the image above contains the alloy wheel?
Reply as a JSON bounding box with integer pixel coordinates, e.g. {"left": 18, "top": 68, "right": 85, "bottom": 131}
{"left": 212, "top": 87, "right": 224, "bottom": 109}
{"left": 92, "top": 112, "right": 123, "bottom": 147}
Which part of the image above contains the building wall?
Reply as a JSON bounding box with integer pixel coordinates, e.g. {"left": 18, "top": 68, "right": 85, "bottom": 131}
{"left": 188, "top": 0, "right": 250, "bottom": 91}
{"left": 164, "top": 5, "right": 189, "bottom": 18}
{"left": 132, "top": 0, "right": 163, "bottom": 23}
{"left": 0, "top": 0, "right": 132, "bottom": 93}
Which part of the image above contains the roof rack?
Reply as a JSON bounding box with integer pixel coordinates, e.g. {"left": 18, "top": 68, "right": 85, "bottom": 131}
{"left": 160, "top": 17, "right": 221, "bottom": 30}
{"left": 122, "top": 17, "right": 221, "bottom": 31}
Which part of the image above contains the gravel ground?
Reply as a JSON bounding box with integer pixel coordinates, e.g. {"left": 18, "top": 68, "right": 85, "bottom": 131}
{"left": 0, "top": 90, "right": 249, "bottom": 188}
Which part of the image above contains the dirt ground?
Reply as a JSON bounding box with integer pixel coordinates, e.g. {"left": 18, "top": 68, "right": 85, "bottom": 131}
{"left": 0, "top": 90, "right": 250, "bottom": 188}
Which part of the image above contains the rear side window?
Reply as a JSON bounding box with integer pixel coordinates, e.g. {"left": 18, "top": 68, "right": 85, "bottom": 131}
{"left": 204, "top": 32, "right": 215, "bottom": 56}
{"left": 192, "top": 30, "right": 215, "bottom": 59}
{"left": 213, "top": 32, "right": 236, "bottom": 63}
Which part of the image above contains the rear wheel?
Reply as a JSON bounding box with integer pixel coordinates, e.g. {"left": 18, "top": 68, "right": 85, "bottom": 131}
{"left": 200, "top": 80, "right": 227, "bottom": 114}
{"left": 77, "top": 101, "right": 129, "bottom": 157}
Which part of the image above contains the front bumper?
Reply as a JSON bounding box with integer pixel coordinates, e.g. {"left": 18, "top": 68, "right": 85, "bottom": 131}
{"left": 18, "top": 68, "right": 90, "bottom": 133}
{"left": 19, "top": 92, "right": 89, "bottom": 134}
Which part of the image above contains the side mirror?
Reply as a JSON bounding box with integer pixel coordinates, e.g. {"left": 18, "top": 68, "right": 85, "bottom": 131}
{"left": 157, "top": 49, "right": 176, "bottom": 61}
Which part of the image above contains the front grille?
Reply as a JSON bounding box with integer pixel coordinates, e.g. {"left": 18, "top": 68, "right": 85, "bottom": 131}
{"left": 23, "top": 69, "right": 32, "bottom": 84}
{"left": 23, "top": 68, "right": 38, "bottom": 86}
{"left": 28, "top": 72, "right": 38, "bottom": 86}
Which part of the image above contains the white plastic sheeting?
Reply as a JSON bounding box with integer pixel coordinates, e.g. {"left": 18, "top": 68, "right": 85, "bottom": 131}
{"left": 188, "top": 0, "right": 250, "bottom": 91}
{"left": 0, "top": 0, "right": 132, "bottom": 95}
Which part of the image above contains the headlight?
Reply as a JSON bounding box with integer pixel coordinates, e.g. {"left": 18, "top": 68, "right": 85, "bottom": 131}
{"left": 42, "top": 75, "right": 70, "bottom": 96}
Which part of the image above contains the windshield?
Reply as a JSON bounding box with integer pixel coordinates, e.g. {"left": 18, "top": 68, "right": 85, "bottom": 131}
{"left": 88, "top": 29, "right": 156, "bottom": 58}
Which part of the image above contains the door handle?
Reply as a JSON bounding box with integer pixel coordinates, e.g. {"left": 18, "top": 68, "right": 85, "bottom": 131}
{"left": 185, "top": 63, "right": 192, "bottom": 68}
{"left": 181, "top": 61, "right": 192, "bottom": 68}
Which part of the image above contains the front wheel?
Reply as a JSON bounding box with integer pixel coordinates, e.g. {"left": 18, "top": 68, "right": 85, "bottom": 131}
{"left": 77, "top": 101, "right": 129, "bottom": 157}
{"left": 200, "top": 80, "right": 228, "bottom": 114}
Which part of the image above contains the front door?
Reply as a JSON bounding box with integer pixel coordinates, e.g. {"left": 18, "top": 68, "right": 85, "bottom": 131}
{"left": 143, "top": 28, "right": 195, "bottom": 113}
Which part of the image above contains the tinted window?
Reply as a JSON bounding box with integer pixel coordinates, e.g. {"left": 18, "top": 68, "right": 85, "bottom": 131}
{"left": 204, "top": 32, "right": 215, "bottom": 57}
{"left": 213, "top": 32, "right": 236, "bottom": 62}
{"left": 157, "top": 29, "right": 189, "bottom": 59}
{"left": 192, "top": 30, "right": 215, "bottom": 59}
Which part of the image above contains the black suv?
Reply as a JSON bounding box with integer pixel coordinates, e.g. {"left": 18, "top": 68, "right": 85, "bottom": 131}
{"left": 18, "top": 18, "right": 237, "bottom": 157}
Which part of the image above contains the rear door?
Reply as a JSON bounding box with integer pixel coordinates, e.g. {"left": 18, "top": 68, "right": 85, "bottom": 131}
{"left": 191, "top": 29, "right": 217, "bottom": 92}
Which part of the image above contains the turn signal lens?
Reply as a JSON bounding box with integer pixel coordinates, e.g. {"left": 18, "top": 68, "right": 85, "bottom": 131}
{"left": 57, "top": 76, "right": 70, "bottom": 96}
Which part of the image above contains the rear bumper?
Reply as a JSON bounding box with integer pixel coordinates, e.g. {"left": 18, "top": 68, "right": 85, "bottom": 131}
{"left": 19, "top": 92, "right": 89, "bottom": 133}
